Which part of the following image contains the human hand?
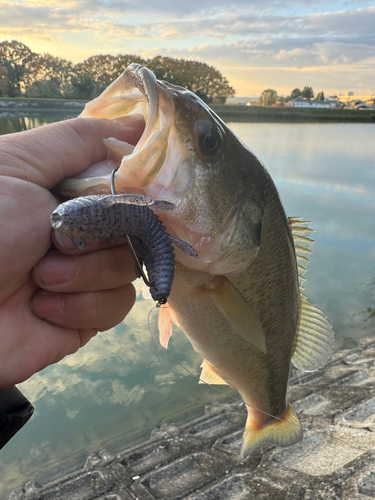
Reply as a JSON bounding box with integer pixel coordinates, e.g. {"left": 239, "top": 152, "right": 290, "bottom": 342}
{"left": 0, "top": 116, "right": 144, "bottom": 389}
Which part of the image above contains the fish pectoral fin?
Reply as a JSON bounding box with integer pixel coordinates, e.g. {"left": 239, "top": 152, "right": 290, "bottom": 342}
{"left": 158, "top": 303, "right": 173, "bottom": 349}
{"left": 242, "top": 404, "right": 303, "bottom": 458}
{"left": 205, "top": 277, "right": 267, "bottom": 354}
{"left": 199, "top": 360, "right": 229, "bottom": 385}
{"left": 292, "top": 294, "right": 335, "bottom": 372}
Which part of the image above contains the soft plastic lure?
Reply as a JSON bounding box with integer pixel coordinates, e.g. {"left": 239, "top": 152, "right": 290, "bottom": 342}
{"left": 50, "top": 194, "right": 197, "bottom": 304}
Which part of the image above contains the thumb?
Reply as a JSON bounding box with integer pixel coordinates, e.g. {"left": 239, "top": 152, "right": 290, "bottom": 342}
{"left": 0, "top": 115, "right": 144, "bottom": 189}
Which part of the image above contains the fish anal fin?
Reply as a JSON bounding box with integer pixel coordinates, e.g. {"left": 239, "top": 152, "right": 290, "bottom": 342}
{"left": 158, "top": 303, "right": 173, "bottom": 349}
{"left": 203, "top": 277, "right": 267, "bottom": 354}
{"left": 241, "top": 404, "right": 302, "bottom": 458}
{"left": 292, "top": 294, "right": 334, "bottom": 372}
{"left": 199, "top": 360, "right": 228, "bottom": 386}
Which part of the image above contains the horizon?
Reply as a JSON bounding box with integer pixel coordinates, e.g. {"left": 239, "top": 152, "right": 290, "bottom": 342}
{"left": 0, "top": 0, "right": 374, "bottom": 96}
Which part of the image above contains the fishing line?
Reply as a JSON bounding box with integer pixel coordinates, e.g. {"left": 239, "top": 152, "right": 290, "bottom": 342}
{"left": 146, "top": 305, "right": 370, "bottom": 454}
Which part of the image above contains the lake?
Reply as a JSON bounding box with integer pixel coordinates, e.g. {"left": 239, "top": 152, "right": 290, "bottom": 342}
{"left": 0, "top": 112, "right": 374, "bottom": 497}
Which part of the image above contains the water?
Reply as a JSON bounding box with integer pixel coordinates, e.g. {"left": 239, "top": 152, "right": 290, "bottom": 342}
{"left": 0, "top": 114, "right": 374, "bottom": 496}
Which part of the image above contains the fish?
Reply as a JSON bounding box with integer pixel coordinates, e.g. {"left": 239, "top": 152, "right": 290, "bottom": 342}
{"left": 57, "top": 64, "right": 334, "bottom": 457}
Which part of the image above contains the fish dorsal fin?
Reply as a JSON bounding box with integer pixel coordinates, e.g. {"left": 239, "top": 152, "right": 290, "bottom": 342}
{"left": 288, "top": 217, "right": 314, "bottom": 289}
{"left": 292, "top": 294, "right": 335, "bottom": 372}
{"left": 288, "top": 217, "right": 334, "bottom": 371}
{"left": 204, "top": 277, "right": 267, "bottom": 354}
{"left": 199, "top": 360, "right": 228, "bottom": 385}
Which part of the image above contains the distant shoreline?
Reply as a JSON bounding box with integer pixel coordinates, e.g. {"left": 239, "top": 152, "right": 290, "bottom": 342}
{"left": 211, "top": 104, "right": 375, "bottom": 123}
{"left": 1, "top": 98, "right": 375, "bottom": 123}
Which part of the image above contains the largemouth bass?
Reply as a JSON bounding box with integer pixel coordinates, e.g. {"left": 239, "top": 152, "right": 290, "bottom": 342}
{"left": 57, "top": 64, "right": 334, "bottom": 457}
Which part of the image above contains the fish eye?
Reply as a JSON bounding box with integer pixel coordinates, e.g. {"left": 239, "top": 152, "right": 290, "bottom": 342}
{"left": 204, "top": 135, "right": 218, "bottom": 151}
{"left": 196, "top": 122, "right": 222, "bottom": 157}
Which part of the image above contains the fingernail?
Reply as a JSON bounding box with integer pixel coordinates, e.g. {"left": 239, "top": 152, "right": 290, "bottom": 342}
{"left": 112, "top": 114, "right": 144, "bottom": 127}
{"left": 54, "top": 231, "right": 74, "bottom": 249}
{"left": 34, "top": 254, "right": 77, "bottom": 285}
{"left": 31, "top": 293, "right": 64, "bottom": 319}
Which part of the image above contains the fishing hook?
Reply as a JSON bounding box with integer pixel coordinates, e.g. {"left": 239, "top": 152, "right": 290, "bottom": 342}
{"left": 110, "top": 167, "right": 151, "bottom": 288}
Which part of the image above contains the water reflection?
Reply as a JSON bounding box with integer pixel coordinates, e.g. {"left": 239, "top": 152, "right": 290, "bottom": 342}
{"left": 0, "top": 117, "right": 374, "bottom": 497}
{"left": 0, "top": 112, "right": 78, "bottom": 135}
{"left": 228, "top": 122, "right": 375, "bottom": 349}
{"left": 0, "top": 284, "right": 233, "bottom": 496}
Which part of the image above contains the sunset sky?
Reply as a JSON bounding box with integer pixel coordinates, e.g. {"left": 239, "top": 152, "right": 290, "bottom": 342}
{"left": 1, "top": 0, "right": 374, "bottom": 96}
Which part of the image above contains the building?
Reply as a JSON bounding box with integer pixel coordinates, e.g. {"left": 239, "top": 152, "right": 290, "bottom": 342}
{"left": 338, "top": 91, "right": 375, "bottom": 105}
{"left": 285, "top": 97, "right": 310, "bottom": 107}
{"left": 286, "top": 97, "right": 336, "bottom": 108}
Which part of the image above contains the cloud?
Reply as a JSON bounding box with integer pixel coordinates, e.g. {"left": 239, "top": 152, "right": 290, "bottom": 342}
{"left": 0, "top": 2, "right": 374, "bottom": 94}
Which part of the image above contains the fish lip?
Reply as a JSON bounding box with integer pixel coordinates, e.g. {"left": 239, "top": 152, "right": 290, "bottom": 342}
{"left": 123, "top": 64, "right": 161, "bottom": 151}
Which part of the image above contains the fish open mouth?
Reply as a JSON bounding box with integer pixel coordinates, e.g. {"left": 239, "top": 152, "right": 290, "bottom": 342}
{"left": 57, "top": 64, "right": 181, "bottom": 198}
{"left": 57, "top": 64, "right": 177, "bottom": 198}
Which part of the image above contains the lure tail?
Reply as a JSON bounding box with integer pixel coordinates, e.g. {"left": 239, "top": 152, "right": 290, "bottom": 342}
{"left": 241, "top": 403, "right": 303, "bottom": 458}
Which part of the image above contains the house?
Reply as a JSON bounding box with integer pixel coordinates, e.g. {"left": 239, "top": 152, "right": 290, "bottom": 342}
{"left": 286, "top": 97, "right": 333, "bottom": 108}
{"left": 310, "top": 100, "right": 331, "bottom": 109}
{"left": 285, "top": 97, "right": 310, "bottom": 107}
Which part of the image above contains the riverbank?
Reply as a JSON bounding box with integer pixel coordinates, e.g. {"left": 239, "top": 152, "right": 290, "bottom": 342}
{"left": 1, "top": 98, "right": 375, "bottom": 123}
{"left": 10, "top": 337, "right": 375, "bottom": 500}
{"left": 211, "top": 104, "right": 375, "bottom": 123}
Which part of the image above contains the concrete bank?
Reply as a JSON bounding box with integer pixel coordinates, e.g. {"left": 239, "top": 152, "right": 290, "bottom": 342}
{"left": 10, "top": 338, "right": 375, "bottom": 500}
{"left": 0, "top": 99, "right": 85, "bottom": 113}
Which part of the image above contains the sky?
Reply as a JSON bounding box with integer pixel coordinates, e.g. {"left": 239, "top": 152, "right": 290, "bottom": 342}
{"left": 0, "top": 0, "right": 374, "bottom": 96}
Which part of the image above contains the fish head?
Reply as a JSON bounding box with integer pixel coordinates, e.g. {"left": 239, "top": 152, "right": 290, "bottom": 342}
{"left": 57, "top": 64, "right": 267, "bottom": 276}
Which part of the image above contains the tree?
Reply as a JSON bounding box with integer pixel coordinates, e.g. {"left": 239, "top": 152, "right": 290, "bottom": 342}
{"left": 0, "top": 40, "right": 39, "bottom": 96}
{"left": 290, "top": 88, "right": 301, "bottom": 99}
{"left": 301, "top": 86, "right": 314, "bottom": 99}
{"left": 25, "top": 79, "right": 63, "bottom": 98}
{"left": 147, "top": 56, "right": 235, "bottom": 103}
{"left": 0, "top": 40, "right": 235, "bottom": 102}
{"left": 258, "top": 89, "right": 278, "bottom": 106}
{"left": 69, "top": 73, "right": 95, "bottom": 99}
{"left": 316, "top": 91, "right": 325, "bottom": 101}
{"left": 25, "top": 53, "right": 74, "bottom": 98}
{"left": 72, "top": 54, "right": 147, "bottom": 97}
{"left": 0, "top": 65, "right": 8, "bottom": 96}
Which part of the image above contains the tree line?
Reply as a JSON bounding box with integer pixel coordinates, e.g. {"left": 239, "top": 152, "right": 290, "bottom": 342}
{"left": 258, "top": 87, "right": 326, "bottom": 106}
{"left": 0, "top": 40, "right": 235, "bottom": 103}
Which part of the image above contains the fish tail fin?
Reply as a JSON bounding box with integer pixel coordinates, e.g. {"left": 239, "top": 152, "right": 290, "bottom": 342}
{"left": 241, "top": 404, "right": 303, "bottom": 458}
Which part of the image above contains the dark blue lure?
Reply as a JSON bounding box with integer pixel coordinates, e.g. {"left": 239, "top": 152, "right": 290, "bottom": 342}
{"left": 50, "top": 194, "right": 198, "bottom": 304}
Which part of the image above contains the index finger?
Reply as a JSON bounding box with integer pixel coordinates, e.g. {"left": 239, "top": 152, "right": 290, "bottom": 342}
{"left": 0, "top": 115, "right": 144, "bottom": 189}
